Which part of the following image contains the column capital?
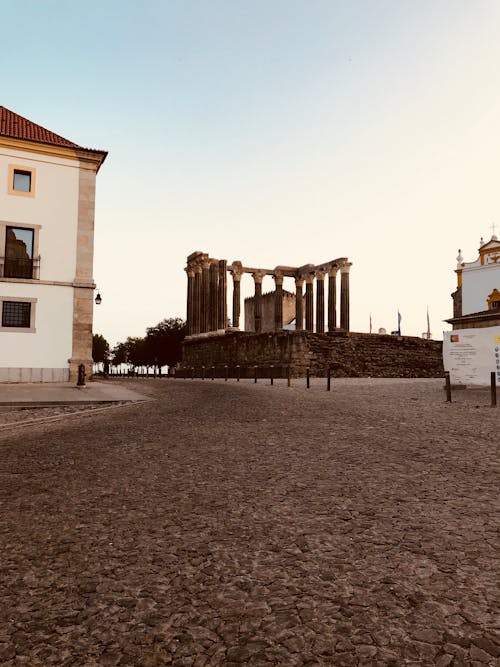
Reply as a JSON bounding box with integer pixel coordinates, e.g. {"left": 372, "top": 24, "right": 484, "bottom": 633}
{"left": 193, "top": 263, "right": 203, "bottom": 274}
{"left": 230, "top": 262, "right": 243, "bottom": 281}
{"left": 327, "top": 266, "right": 338, "bottom": 278}
{"left": 201, "top": 257, "right": 211, "bottom": 270}
{"left": 252, "top": 270, "right": 266, "bottom": 284}
{"left": 185, "top": 267, "right": 195, "bottom": 278}
{"left": 295, "top": 276, "right": 304, "bottom": 288}
{"left": 339, "top": 262, "right": 352, "bottom": 275}
{"left": 273, "top": 270, "right": 284, "bottom": 286}
{"left": 305, "top": 273, "right": 315, "bottom": 285}
{"left": 316, "top": 269, "right": 326, "bottom": 281}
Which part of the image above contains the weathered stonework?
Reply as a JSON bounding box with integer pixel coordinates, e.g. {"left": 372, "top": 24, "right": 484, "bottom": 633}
{"left": 185, "top": 251, "right": 352, "bottom": 337}
{"left": 182, "top": 331, "right": 443, "bottom": 378}
{"left": 69, "top": 167, "right": 97, "bottom": 382}
{"left": 245, "top": 290, "right": 297, "bottom": 331}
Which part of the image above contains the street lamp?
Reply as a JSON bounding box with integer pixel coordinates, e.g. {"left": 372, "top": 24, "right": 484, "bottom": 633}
{"left": 95, "top": 290, "right": 102, "bottom": 305}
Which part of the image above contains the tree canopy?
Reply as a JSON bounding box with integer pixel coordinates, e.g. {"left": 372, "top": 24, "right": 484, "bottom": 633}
{"left": 109, "top": 318, "right": 186, "bottom": 369}
{"left": 92, "top": 333, "right": 110, "bottom": 363}
{"left": 145, "top": 317, "right": 186, "bottom": 367}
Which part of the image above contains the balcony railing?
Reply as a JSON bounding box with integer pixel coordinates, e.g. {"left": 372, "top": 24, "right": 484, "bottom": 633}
{"left": 0, "top": 256, "right": 40, "bottom": 280}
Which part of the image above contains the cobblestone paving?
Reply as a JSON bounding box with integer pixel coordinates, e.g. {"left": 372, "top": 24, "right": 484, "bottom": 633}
{"left": 0, "top": 404, "right": 128, "bottom": 429}
{"left": 0, "top": 378, "right": 498, "bottom": 666}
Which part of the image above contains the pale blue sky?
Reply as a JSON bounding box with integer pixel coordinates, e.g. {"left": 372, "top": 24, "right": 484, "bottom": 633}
{"left": 3, "top": 1, "right": 500, "bottom": 343}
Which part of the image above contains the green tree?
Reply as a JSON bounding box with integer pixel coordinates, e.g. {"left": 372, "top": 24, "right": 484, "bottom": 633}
{"left": 146, "top": 318, "right": 186, "bottom": 370}
{"left": 111, "top": 337, "right": 148, "bottom": 367}
{"left": 127, "top": 337, "right": 150, "bottom": 368}
{"left": 110, "top": 341, "right": 129, "bottom": 366}
{"left": 92, "top": 333, "right": 110, "bottom": 363}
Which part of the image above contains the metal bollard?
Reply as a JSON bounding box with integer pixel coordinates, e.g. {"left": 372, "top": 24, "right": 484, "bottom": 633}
{"left": 77, "top": 363, "right": 86, "bottom": 386}
{"left": 225, "top": 365, "right": 228, "bottom": 381}
{"left": 191, "top": 366, "right": 195, "bottom": 379}
{"left": 287, "top": 365, "right": 291, "bottom": 387}
{"left": 445, "top": 371, "right": 452, "bottom": 402}
{"left": 306, "top": 367, "right": 310, "bottom": 389}
{"left": 201, "top": 365, "right": 205, "bottom": 380}
{"left": 491, "top": 371, "right": 497, "bottom": 407}
{"left": 254, "top": 365, "right": 258, "bottom": 383}
{"left": 327, "top": 366, "right": 331, "bottom": 391}
{"left": 236, "top": 365, "right": 240, "bottom": 382}
{"left": 211, "top": 366, "right": 215, "bottom": 381}
{"left": 270, "top": 365, "right": 274, "bottom": 385}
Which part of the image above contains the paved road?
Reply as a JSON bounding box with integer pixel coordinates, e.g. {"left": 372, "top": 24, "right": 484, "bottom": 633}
{"left": 0, "top": 379, "right": 498, "bottom": 666}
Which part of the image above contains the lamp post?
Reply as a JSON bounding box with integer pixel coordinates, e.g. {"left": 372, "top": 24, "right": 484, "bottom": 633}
{"left": 95, "top": 289, "right": 102, "bottom": 305}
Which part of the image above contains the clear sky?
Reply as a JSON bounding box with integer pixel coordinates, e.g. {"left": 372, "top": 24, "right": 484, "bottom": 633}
{"left": 3, "top": 0, "right": 500, "bottom": 345}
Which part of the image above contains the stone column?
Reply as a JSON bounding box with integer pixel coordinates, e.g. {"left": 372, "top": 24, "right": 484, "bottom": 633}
{"left": 340, "top": 263, "right": 351, "bottom": 331}
{"left": 316, "top": 270, "right": 325, "bottom": 333}
{"left": 201, "top": 257, "right": 211, "bottom": 333}
{"left": 253, "top": 271, "right": 264, "bottom": 333}
{"left": 305, "top": 274, "right": 314, "bottom": 332}
{"left": 273, "top": 271, "right": 283, "bottom": 331}
{"left": 193, "top": 264, "right": 202, "bottom": 334}
{"left": 328, "top": 266, "right": 338, "bottom": 331}
{"left": 185, "top": 266, "right": 195, "bottom": 335}
{"left": 295, "top": 277, "right": 304, "bottom": 331}
{"left": 209, "top": 260, "right": 218, "bottom": 332}
{"left": 230, "top": 266, "right": 242, "bottom": 329}
{"left": 217, "top": 259, "right": 227, "bottom": 330}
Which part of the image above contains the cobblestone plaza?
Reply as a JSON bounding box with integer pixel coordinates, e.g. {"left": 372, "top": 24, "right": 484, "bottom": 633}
{"left": 1, "top": 379, "right": 498, "bottom": 665}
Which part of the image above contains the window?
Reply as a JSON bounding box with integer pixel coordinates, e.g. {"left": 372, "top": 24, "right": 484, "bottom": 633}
{"left": 8, "top": 164, "right": 36, "bottom": 197}
{"left": 0, "top": 297, "right": 36, "bottom": 332}
{"left": 2, "top": 301, "right": 31, "bottom": 327}
{"left": 4, "top": 227, "right": 34, "bottom": 279}
{"left": 13, "top": 170, "right": 31, "bottom": 192}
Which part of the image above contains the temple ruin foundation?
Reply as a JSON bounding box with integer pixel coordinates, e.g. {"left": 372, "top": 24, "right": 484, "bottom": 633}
{"left": 183, "top": 251, "right": 443, "bottom": 378}
{"left": 182, "top": 330, "right": 443, "bottom": 378}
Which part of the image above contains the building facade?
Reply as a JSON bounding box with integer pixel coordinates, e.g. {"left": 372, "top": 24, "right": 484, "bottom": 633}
{"left": 0, "top": 106, "right": 107, "bottom": 382}
{"left": 448, "top": 234, "right": 500, "bottom": 329}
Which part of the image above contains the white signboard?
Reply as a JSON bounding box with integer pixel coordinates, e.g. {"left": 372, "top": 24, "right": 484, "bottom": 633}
{"left": 443, "top": 326, "right": 500, "bottom": 386}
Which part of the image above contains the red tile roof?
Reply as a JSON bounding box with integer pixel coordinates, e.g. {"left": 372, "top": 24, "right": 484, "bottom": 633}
{"left": 0, "top": 105, "right": 105, "bottom": 158}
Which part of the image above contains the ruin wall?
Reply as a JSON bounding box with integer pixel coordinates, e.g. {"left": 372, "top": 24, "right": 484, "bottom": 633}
{"left": 244, "top": 290, "right": 297, "bottom": 331}
{"left": 182, "top": 331, "right": 443, "bottom": 378}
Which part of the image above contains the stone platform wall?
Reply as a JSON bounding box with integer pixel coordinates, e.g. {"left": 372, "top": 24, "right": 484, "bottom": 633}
{"left": 182, "top": 331, "right": 443, "bottom": 378}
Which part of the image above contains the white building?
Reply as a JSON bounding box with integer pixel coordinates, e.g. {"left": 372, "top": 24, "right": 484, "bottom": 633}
{"left": 444, "top": 233, "right": 500, "bottom": 386}
{"left": 0, "top": 106, "right": 107, "bottom": 382}
{"left": 449, "top": 233, "right": 500, "bottom": 329}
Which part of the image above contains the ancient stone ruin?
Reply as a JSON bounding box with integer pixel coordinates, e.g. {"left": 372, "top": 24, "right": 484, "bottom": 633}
{"left": 185, "top": 251, "right": 352, "bottom": 336}
{"left": 183, "top": 250, "right": 443, "bottom": 378}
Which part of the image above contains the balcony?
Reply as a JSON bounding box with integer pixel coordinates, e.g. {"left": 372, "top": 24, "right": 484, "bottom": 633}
{"left": 0, "top": 256, "right": 40, "bottom": 280}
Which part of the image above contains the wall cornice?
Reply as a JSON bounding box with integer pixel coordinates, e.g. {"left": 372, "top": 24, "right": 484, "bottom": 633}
{"left": 0, "top": 136, "right": 106, "bottom": 172}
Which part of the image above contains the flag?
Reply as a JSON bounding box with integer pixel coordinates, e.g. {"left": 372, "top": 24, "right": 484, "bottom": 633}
{"left": 426, "top": 307, "right": 431, "bottom": 340}
{"left": 369, "top": 313, "right": 372, "bottom": 334}
{"left": 397, "top": 310, "right": 401, "bottom": 336}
